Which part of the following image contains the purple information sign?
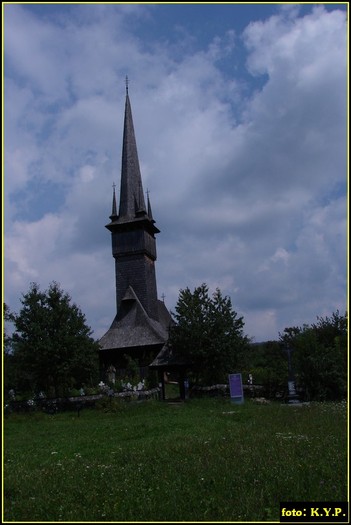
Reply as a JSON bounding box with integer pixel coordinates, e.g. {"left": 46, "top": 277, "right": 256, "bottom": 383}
{"left": 228, "top": 373, "right": 244, "bottom": 403}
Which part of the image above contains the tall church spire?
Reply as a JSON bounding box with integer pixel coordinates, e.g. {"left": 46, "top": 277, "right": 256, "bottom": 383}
{"left": 119, "top": 89, "right": 147, "bottom": 218}
{"left": 106, "top": 86, "right": 160, "bottom": 320}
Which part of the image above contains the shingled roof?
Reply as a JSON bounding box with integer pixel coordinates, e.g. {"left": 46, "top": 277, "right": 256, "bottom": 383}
{"left": 149, "top": 342, "right": 187, "bottom": 369}
{"left": 99, "top": 285, "right": 171, "bottom": 351}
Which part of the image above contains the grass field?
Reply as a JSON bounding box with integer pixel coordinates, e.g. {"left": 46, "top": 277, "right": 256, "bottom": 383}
{"left": 3, "top": 398, "right": 348, "bottom": 522}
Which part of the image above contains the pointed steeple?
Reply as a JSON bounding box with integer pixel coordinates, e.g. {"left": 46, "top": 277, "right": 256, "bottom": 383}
{"left": 147, "top": 189, "right": 154, "bottom": 221}
{"left": 119, "top": 89, "right": 147, "bottom": 218}
{"left": 105, "top": 83, "right": 160, "bottom": 320}
{"left": 109, "top": 182, "right": 118, "bottom": 220}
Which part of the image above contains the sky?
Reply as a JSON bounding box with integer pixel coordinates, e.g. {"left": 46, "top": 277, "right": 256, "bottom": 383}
{"left": 3, "top": 2, "right": 348, "bottom": 342}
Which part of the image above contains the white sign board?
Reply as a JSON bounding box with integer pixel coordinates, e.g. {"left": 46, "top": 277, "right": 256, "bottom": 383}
{"left": 228, "top": 373, "right": 244, "bottom": 404}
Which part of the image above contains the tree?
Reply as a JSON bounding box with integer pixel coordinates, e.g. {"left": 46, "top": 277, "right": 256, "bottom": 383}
{"left": 4, "top": 303, "right": 16, "bottom": 392}
{"left": 3, "top": 303, "right": 15, "bottom": 354}
{"left": 10, "top": 282, "right": 99, "bottom": 397}
{"left": 279, "top": 311, "right": 347, "bottom": 400}
{"left": 169, "top": 284, "right": 250, "bottom": 384}
{"left": 239, "top": 340, "right": 288, "bottom": 398}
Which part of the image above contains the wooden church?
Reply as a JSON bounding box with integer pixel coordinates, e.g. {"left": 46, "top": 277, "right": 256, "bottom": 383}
{"left": 99, "top": 84, "right": 173, "bottom": 381}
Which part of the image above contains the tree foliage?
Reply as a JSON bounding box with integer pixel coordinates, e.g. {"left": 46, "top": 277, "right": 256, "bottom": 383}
{"left": 4, "top": 303, "right": 16, "bottom": 392}
{"left": 279, "top": 310, "right": 347, "bottom": 401}
{"left": 8, "top": 282, "right": 99, "bottom": 397}
{"left": 169, "top": 284, "right": 250, "bottom": 384}
{"left": 3, "top": 303, "right": 15, "bottom": 354}
{"left": 239, "top": 340, "right": 288, "bottom": 398}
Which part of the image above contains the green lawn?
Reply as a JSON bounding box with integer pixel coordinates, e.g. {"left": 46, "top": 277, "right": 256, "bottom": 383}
{"left": 3, "top": 398, "right": 347, "bottom": 522}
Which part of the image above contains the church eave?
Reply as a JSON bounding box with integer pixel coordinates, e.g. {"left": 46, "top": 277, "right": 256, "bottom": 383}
{"left": 105, "top": 216, "right": 160, "bottom": 234}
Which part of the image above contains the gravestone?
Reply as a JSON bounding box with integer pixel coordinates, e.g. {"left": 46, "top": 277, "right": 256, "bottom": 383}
{"left": 287, "top": 380, "right": 300, "bottom": 404}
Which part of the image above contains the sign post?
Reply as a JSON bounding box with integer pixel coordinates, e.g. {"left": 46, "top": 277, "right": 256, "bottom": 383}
{"left": 228, "top": 373, "right": 244, "bottom": 404}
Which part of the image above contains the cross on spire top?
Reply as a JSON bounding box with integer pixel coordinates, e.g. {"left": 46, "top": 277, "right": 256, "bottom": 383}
{"left": 125, "top": 75, "right": 129, "bottom": 94}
